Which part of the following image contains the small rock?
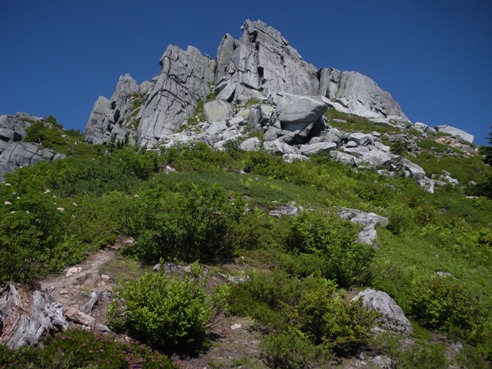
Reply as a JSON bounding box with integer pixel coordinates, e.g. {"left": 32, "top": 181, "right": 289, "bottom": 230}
{"left": 65, "top": 307, "right": 96, "bottom": 327}
{"left": 370, "top": 355, "right": 393, "bottom": 369}
{"left": 230, "top": 323, "right": 242, "bottom": 330}
{"left": 269, "top": 204, "right": 298, "bottom": 218}
{"left": 152, "top": 263, "right": 162, "bottom": 272}
{"left": 65, "top": 267, "right": 82, "bottom": 277}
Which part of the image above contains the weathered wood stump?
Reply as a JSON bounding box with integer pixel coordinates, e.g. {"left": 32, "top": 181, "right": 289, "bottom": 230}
{"left": 0, "top": 284, "right": 68, "bottom": 349}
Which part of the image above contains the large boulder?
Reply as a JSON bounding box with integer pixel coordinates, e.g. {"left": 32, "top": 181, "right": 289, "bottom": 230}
{"left": 203, "top": 100, "right": 234, "bottom": 123}
{"left": 352, "top": 289, "right": 413, "bottom": 335}
{"left": 299, "top": 141, "right": 337, "bottom": 156}
{"left": 0, "top": 142, "right": 64, "bottom": 167}
{"left": 435, "top": 125, "right": 474, "bottom": 143}
{"left": 319, "top": 68, "right": 408, "bottom": 122}
{"left": 276, "top": 94, "right": 329, "bottom": 128}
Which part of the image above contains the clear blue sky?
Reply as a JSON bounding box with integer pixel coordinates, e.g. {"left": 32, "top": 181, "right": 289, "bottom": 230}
{"left": 1, "top": 0, "right": 491, "bottom": 145}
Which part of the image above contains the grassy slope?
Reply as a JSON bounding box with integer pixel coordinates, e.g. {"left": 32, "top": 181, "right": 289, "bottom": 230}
{"left": 1, "top": 119, "right": 491, "bottom": 367}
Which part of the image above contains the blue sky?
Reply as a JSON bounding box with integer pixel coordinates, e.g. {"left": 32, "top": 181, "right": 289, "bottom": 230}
{"left": 1, "top": 0, "right": 491, "bottom": 145}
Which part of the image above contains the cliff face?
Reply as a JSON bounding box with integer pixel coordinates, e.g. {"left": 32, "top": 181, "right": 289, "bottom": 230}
{"left": 84, "top": 19, "right": 409, "bottom": 147}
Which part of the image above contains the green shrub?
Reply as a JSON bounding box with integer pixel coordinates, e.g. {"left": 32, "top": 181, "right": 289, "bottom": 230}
{"left": 294, "top": 278, "right": 378, "bottom": 354}
{"left": 410, "top": 277, "right": 489, "bottom": 343}
{"left": 130, "top": 184, "right": 244, "bottom": 263}
{"left": 372, "top": 333, "right": 450, "bottom": 369}
{"left": 227, "top": 272, "right": 377, "bottom": 355}
{"left": 0, "top": 191, "right": 74, "bottom": 284}
{"left": 0, "top": 328, "right": 175, "bottom": 369}
{"left": 108, "top": 272, "right": 211, "bottom": 354}
{"left": 285, "top": 211, "right": 374, "bottom": 287}
{"left": 261, "top": 328, "right": 331, "bottom": 369}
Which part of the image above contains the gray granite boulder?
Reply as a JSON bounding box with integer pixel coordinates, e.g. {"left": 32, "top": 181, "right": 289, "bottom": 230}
{"left": 352, "top": 289, "right": 413, "bottom": 335}
{"left": 319, "top": 68, "right": 408, "bottom": 121}
{"left": 435, "top": 125, "right": 474, "bottom": 143}
{"left": 204, "top": 100, "right": 234, "bottom": 123}
{"left": 299, "top": 142, "right": 337, "bottom": 156}
{"left": 276, "top": 94, "right": 329, "bottom": 128}
{"left": 239, "top": 137, "right": 261, "bottom": 151}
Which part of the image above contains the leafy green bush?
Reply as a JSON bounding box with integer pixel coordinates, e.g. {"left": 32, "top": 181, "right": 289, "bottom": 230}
{"left": 227, "top": 272, "right": 376, "bottom": 356}
{"left": 129, "top": 184, "right": 244, "bottom": 263}
{"left": 285, "top": 211, "right": 374, "bottom": 287}
{"left": 261, "top": 328, "right": 331, "bottom": 369}
{"left": 108, "top": 272, "right": 211, "bottom": 354}
{"left": 294, "top": 278, "right": 378, "bottom": 354}
{"left": 0, "top": 328, "right": 175, "bottom": 369}
{"left": 410, "top": 277, "right": 489, "bottom": 343}
{"left": 0, "top": 191, "right": 76, "bottom": 284}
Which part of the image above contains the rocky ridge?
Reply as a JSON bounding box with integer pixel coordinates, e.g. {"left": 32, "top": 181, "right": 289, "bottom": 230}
{"left": 83, "top": 19, "right": 475, "bottom": 192}
{"left": 84, "top": 19, "right": 410, "bottom": 148}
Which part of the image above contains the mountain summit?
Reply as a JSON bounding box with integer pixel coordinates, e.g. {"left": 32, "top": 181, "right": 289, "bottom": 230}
{"left": 84, "top": 19, "right": 408, "bottom": 148}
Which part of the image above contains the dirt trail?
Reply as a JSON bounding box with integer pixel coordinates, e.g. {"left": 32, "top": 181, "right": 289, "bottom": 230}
{"left": 36, "top": 241, "right": 268, "bottom": 368}
{"left": 39, "top": 246, "right": 118, "bottom": 324}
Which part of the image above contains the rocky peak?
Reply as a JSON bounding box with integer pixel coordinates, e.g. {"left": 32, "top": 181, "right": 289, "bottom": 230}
{"left": 215, "top": 19, "right": 320, "bottom": 103}
{"left": 84, "top": 20, "right": 414, "bottom": 148}
{"left": 137, "top": 45, "right": 215, "bottom": 147}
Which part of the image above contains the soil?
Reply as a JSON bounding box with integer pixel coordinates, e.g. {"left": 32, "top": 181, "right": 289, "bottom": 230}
{"left": 37, "top": 239, "right": 267, "bottom": 369}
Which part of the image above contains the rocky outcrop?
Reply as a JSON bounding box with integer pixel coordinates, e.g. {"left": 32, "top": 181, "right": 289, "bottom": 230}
{"left": 137, "top": 46, "right": 215, "bottom": 147}
{"left": 85, "top": 74, "right": 151, "bottom": 145}
{"left": 435, "top": 125, "right": 474, "bottom": 143}
{"left": 215, "top": 19, "right": 320, "bottom": 103}
{"left": 319, "top": 69, "right": 408, "bottom": 122}
{"left": 85, "top": 19, "right": 409, "bottom": 148}
{"left": 0, "top": 114, "right": 65, "bottom": 181}
{"left": 352, "top": 289, "right": 413, "bottom": 335}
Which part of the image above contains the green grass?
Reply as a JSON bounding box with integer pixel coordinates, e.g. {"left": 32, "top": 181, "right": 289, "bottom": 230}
{"left": 1, "top": 129, "right": 492, "bottom": 366}
{"left": 324, "top": 108, "right": 401, "bottom": 135}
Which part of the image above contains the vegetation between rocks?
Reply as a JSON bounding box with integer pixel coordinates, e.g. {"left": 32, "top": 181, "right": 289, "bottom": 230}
{"left": 1, "top": 129, "right": 491, "bottom": 367}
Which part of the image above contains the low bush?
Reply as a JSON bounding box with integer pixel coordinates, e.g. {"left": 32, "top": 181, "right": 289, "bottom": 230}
{"left": 227, "top": 272, "right": 377, "bottom": 356}
{"left": 294, "top": 278, "right": 378, "bottom": 354}
{"left": 129, "top": 184, "right": 244, "bottom": 263}
{"left": 410, "top": 276, "right": 489, "bottom": 343}
{"left": 285, "top": 211, "right": 375, "bottom": 287}
{"left": 108, "top": 272, "right": 211, "bottom": 354}
{"left": 0, "top": 328, "right": 175, "bottom": 369}
{"left": 261, "top": 328, "right": 331, "bottom": 369}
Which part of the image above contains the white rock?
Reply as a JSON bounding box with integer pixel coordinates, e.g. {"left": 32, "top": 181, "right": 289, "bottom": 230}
{"left": 435, "top": 125, "right": 474, "bottom": 143}
{"left": 65, "top": 267, "right": 82, "bottom": 277}
{"left": 352, "top": 289, "right": 413, "bottom": 335}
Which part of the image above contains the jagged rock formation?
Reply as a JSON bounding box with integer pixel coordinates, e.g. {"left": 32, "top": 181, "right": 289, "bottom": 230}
{"left": 85, "top": 74, "right": 152, "bottom": 145}
{"left": 0, "top": 114, "right": 65, "bottom": 181}
{"left": 138, "top": 46, "right": 215, "bottom": 147}
{"left": 82, "top": 19, "right": 476, "bottom": 192}
{"left": 84, "top": 19, "right": 410, "bottom": 147}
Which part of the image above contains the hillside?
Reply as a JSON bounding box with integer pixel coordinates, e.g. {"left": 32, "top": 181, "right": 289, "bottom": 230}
{"left": 1, "top": 19, "right": 491, "bottom": 369}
